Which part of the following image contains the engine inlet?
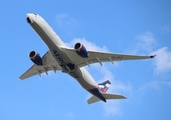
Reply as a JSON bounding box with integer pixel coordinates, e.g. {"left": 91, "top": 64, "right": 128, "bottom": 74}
{"left": 29, "top": 51, "right": 36, "bottom": 58}
{"left": 26, "top": 17, "right": 32, "bottom": 24}
{"left": 74, "top": 43, "right": 81, "bottom": 49}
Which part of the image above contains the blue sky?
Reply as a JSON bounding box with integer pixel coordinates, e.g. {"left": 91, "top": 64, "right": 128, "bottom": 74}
{"left": 0, "top": 0, "right": 171, "bottom": 120}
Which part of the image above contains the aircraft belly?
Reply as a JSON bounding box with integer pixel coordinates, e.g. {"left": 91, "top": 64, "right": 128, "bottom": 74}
{"left": 30, "top": 18, "right": 65, "bottom": 50}
{"left": 30, "top": 23, "right": 54, "bottom": 49}
{"left": 69, "top": 67, "right": 98, "bottom": 90}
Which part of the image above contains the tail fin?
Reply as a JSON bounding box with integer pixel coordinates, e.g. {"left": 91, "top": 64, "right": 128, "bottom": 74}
{"left": 87, "top": 80, "right": 126, "bottom": 104}
{"left": 87, "top": 93, "right": 126, "bottom": 104}
{"left": 98, "top": 80, "right": 111, "bottom": 93}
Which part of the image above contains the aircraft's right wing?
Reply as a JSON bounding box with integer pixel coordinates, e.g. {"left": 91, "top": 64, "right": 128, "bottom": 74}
{"left": 19, "top": 51, "right": 62, "bottom": 80}
{"left": 61, "top": 48, "right": 156, "bottom": 68}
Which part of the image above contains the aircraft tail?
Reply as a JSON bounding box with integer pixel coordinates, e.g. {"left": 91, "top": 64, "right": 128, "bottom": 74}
{"left": 87, "top": 80, "right": 126, "bottom": 104}
{"left": 98, "top": 80, "right": 111, "bottom": 93}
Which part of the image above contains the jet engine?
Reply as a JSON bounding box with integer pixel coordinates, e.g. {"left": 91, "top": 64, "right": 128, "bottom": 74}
{"left": 74, "top": 43, "right": 89, "bottom": 58}
{"left": 29, "top": 51, "right": 43, "bottom": 66}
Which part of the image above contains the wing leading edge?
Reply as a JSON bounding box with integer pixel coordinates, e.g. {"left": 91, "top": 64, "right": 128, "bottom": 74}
{"left": 61, "top": 47, "right": 156, "bottom": 68}
{"left": 19, "top": 51, "right": 62, "bottom": 80}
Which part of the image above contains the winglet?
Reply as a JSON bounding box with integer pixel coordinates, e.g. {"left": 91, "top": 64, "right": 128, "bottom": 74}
{"left": 150, "top": 55, "right": 156, "bottom": 58}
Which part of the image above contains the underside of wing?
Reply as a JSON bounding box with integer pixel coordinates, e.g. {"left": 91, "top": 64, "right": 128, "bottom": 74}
{"left": 19, "top": 51, "right": 62, "bottom": 80}
{"left": 61, "top": 47, "right": 156, "bottom": 68}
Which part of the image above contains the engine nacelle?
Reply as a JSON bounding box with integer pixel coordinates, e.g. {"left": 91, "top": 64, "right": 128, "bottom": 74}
{"left": 74, "top": 43, "right": 89, "bottom": 58}
{"left": 29, "top": 51, "right": 43, "bottom": 66}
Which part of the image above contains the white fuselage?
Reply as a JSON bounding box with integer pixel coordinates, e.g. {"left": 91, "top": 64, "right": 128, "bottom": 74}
{"left": 26, "top": 13, "right": 98, "bottom": 92}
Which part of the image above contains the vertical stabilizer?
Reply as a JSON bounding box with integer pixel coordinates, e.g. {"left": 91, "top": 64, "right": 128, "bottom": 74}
{"left": 98, "top": 80, "right": 111, "bottom": 93}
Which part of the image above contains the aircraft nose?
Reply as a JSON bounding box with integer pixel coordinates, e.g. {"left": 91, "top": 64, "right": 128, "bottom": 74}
{"left": 26, "top": 13, "right": 35, "bottom": 24}
{"left": 26, "top": 13, "right": 37, "bottom": 17}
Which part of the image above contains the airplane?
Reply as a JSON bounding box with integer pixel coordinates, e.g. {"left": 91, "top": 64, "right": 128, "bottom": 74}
{"left": 20, "top": 13, "right": 156, "bottom": 104}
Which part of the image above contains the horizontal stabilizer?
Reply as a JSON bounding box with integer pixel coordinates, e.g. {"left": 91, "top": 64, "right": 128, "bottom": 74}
{"left": 87, "top": 93, "right": 126, "bottom": 104}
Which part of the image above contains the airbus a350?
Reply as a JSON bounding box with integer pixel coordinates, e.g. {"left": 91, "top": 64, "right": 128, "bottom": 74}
{"left": 20, "top": 13, "right": 155, "bottom": 104}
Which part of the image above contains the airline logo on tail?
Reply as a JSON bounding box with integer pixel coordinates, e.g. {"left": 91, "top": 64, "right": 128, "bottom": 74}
{"left": 88, "top": 80, "right": 126, "bottom": 104}
{"left": 98, "top": 80, "right": 111, "bottom": 93}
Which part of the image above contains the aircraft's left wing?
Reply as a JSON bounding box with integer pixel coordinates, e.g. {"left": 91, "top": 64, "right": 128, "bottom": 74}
{"left": 19, "top": 51, "right": 62, "bottom": 80}
{"left": 61, "top": 48, "right": 156, "bottom": 68}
